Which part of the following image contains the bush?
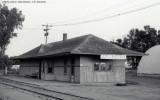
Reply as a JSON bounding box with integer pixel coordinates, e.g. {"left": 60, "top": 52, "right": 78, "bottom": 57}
{"left": 0, "top": 53, "right": 11, "bottom": 70}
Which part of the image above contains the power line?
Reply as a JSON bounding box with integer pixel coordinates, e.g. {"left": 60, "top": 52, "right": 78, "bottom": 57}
{"left": 51, "top": 0, "right": 138, "bottom": 25}
{"left": 52, "top": 1, "right": 160, "bottom": 27}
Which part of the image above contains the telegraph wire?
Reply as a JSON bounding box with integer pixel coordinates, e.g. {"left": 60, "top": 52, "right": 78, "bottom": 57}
{"left": 52, "top": 1, "right": 160, "bottom": 27}
{"left": 13, "top": 0, "right": 137, "bottom": 31}
{"left": 12, "top": 1, "right": 160, "bottom": 30}
{"left": 51, "top": 0, "right": 151, "bottom": 25}
{"left": 51, "top": 0, "right": 139, "bottom": 25}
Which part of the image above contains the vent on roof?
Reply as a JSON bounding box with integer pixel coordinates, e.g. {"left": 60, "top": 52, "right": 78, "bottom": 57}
{"left": 63, "top": 33, "right": 67, "bottom": 41}
{"left": 39, "top": 44, "right": 45, "bottom": 53}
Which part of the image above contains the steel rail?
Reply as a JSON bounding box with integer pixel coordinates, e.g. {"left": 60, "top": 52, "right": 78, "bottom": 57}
{"left": 0, "top": 81, "right": 62, "bottom": 100}
{"left": 0, "top": 77, "right": 94, "bottom": 100}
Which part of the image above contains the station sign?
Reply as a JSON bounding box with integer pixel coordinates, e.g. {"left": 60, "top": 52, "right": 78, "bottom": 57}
{"left": 100, "top": 54, "right": 126, "bottom": 59}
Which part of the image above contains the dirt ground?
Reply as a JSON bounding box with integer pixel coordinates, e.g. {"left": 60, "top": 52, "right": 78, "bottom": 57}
{"left": 0, "top": 73, "right": 160, "bottom": 100}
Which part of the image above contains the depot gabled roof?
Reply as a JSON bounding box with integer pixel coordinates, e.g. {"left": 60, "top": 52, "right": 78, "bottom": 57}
{"left": 13, "top": 34, "right": 144, "bottom": 59}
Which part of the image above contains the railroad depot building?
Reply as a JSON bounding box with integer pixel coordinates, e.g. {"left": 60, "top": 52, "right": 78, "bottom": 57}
{"left": 13, "top": 34, "right": 144, "bottom": 84}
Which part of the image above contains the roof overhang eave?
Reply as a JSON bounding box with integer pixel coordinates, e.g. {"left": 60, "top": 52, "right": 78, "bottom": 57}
{"left": 126, "top": 53, "right": 147, "bottom": 57}
{"left": 11, "top": 52, "right": 72, "bottom": 60}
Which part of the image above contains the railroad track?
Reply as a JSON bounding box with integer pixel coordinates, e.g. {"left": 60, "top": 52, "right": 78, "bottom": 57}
{"left": 0, "top": 77, "right": 94, "bottom": 100}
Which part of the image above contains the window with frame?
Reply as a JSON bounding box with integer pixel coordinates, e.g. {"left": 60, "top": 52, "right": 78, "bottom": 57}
{"left": 47, "top": 61, "right": 54, "bottom": 73}
{"left": 94, "top": 62, "right": 111, "bottom": 71}
{"left": 48, "top": 67, "right": 53, "bottom": 73}
{"left": 64, "top": 59, "right": 67, "bottom": 75}
{"left": 42, "top": 61, "right": 45, "bottom": 73}
{"left": 0, "top": 65, "right": 3, "bottom": 70}
{"left": 71, "top": 58, "right": 75, "bottom": 75}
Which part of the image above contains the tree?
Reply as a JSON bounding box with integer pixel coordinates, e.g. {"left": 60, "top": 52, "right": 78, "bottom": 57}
{"left": 0, "top": 4, "right": 25, "bottom": 55}
{"left": 0, "top": 4, "right": 25, "bottom": 71}
{"left": 114, "top": 25, "right": 159, "bottom": 53}
{"left": 116, "top": 38, "right": 122, "bottom": 46}
{"left": 112, "top": 25, "right": 160, "bottom": 69}
{"left": 0, "top": 52, "right": 11, "bottom": 70}
{"left": 157, "top": 30, "right": 160, "bottom": 44}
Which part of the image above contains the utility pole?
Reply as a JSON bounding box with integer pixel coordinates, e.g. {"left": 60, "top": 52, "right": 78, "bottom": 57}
{"left": 42, "top": 24, "right": 53, "bottom": 44}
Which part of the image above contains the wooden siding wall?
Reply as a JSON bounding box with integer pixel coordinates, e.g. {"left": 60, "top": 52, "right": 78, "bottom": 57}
{"left": 0, "top": 70, "right": 4, "bottom": 75}
{"left": 19, "top": 61, "right": 39, "bottom": 76}
{"left": 19, "top": 57, "right": 80, "bottom": 83}
{"left": 41, "top": 57, "right": 80, "bottom": 83}
{"left": 112, "top": 60, "right": 125, "bottom": 83}
{"left": 80, "top": 56, "right": 126, "bottom": 84}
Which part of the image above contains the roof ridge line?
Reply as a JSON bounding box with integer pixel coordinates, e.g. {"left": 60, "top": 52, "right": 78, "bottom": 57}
{"left": 71, "top": 35, "right": 92, "bottom": 53}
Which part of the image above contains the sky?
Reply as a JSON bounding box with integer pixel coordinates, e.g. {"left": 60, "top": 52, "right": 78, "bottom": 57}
{"left": 1, "top": 0, "right": 160, "bottom": 57}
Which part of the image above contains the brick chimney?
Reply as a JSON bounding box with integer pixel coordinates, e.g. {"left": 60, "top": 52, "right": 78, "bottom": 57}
{"left": 63, "top": 33, "right": 67, "bottom": 41}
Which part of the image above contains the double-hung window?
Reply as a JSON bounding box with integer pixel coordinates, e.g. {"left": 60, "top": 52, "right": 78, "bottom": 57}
{"left": 94, "top": 62, "right": 111, "bottom": 71}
